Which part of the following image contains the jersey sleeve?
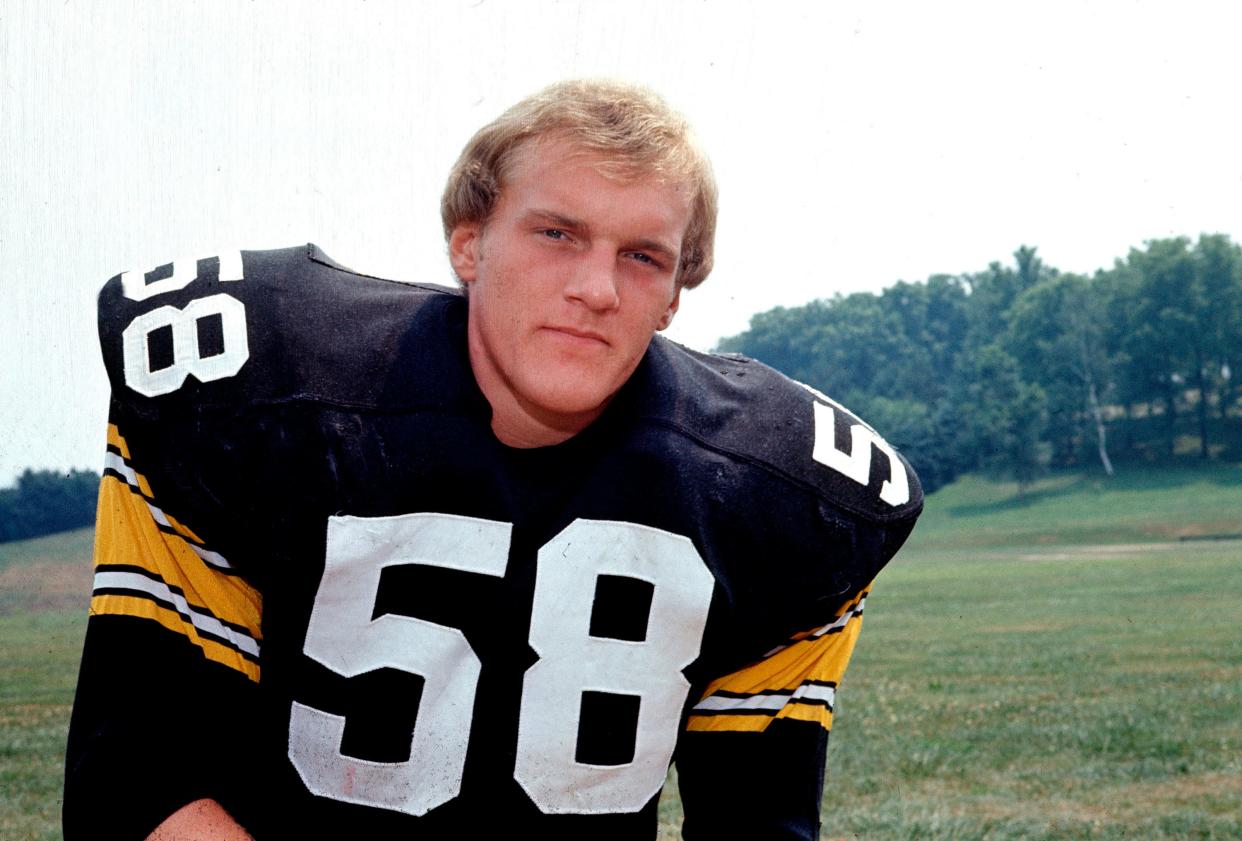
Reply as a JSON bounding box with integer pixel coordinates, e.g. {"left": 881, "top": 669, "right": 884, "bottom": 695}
{"left": 686, "top": 585, "right": 868, "bottom": 736}
{"left": 64, "top": 413, "right": 265, "bottom": 839}
{"left": 65, "top": 253, "right": 271, "bottom": 839}
{"left": 667, "top": 364, "right": 922, "bottom": 841}
{"left": 675, "top": 586, "right": 871, "bottom": 840}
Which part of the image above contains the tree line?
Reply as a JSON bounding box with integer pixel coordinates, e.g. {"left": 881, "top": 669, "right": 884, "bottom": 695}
{"left": 718, "top": 234, "right": 1242, "bottom": 493}
{"left": 0, "top": 469, "right": 100, "bottom": 543}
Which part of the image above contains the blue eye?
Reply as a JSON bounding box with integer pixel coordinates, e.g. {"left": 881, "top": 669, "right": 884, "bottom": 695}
{"left": 542, "top": 229, "right": 567, "bottom": 241}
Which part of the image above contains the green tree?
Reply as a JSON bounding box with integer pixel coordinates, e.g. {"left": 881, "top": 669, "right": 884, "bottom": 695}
{"left": 962, "top": 245, "right": 1048, "bottom": 348}
{"left": 1109, "top": 239, "right": 1195, "bottom": 456}
{"left": 0, "top": 469, "right": 100, "bottom": 542}
{"left": 946, "top": 344, "right": 1049, "bottom": 493}
{"left": 1191, "top": 234, "right": 1242, "bottom": 428}
{"left": 1007, "top": 273, "right": 1116, "bottom": 474}
{"left": 716, "top": 302, "right": 831, "bottom": 386}
{"left": 876, "top": 275, "right": 970, "bottom": 405}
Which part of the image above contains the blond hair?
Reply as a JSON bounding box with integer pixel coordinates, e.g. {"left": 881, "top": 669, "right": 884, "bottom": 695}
{"left": 441, "top": 79, "right": 717, "bottom": 290}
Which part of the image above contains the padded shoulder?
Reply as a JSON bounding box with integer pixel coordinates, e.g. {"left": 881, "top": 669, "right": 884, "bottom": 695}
{"left": 638, "top": 338, "right": 923, "bottom": 525}
{"left": 97, "top": 245, "right": 471, "bottom": 414}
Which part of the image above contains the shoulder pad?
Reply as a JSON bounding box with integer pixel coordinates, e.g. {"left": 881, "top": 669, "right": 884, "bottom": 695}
{"left": 639, "top": 338, "right": 923, "bottom": 525}
{"left": 97, "top": 244, "right": 469, "bottom": 413}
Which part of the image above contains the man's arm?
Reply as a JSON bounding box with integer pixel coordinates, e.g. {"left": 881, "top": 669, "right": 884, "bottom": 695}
{"left": 146, "top": 800, "right": 253, "bottom": 841}
{"left": 678, "top": 722, "right": 828, "bottom": 839}
{"left": 676, "top": 587, "right": 871, "bottom": 840}
{"left": 64, "top": 610, "right": 263, "bottom": 839}
{"left": 64, "top": 421, "right": 264, "bottom": 839}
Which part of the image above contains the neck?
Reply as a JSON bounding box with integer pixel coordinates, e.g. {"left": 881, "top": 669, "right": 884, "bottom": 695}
{"left": 468, "top": 355, "right": 607, "bottom": 450}
{"left": 483, "top": 386, "right": 608, "bottom": 449}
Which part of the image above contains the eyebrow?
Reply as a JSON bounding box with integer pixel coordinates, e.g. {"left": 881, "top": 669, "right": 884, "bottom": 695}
{"left": 527, "top": 209, "right": 680, "bottom": 262}
{"left": 529, "top": 209, "right": 584, "bottom": 232}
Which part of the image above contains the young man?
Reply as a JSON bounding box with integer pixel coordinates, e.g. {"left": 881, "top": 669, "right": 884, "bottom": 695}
{"left": 65, "top": 80, "right": 922, "bottom": 839}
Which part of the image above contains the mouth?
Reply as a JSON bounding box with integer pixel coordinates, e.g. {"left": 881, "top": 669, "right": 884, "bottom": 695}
{"left": 544, "top": 325, "right": 609, "bottom": 346}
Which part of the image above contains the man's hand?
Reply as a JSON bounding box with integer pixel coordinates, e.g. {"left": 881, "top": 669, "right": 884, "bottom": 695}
{"left": 146, "top": 799, "right": 253, "bottom": 841}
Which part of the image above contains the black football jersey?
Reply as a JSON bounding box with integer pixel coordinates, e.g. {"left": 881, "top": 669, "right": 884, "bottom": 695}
{"left": 65, "top": 245, "right": 922, "bottom": 840}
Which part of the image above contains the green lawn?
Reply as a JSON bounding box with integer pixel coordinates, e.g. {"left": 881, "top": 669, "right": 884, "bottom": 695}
{"left": 815, "top": 539, "right": 1242, "bottom": 840}
{"left": 913, "top": 462, "right": 1242, "bottom": 548}
{"left": 1, "top": 529, "right": 91, "bottom": 841}
{"left": 4, "top": 467, "right": 1242, "bottom": 840}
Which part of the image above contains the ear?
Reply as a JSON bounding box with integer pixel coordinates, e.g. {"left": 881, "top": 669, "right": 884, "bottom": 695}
{"left": 656, "top": 288, "right": 681, "bottom": 331}
{"left": 448, "top": 222, "right": 482, "bottom": 283}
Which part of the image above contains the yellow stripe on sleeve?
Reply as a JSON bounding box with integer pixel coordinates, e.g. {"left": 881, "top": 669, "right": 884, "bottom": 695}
{"left": 686, "top": 588, "right": 869, "bottom": 733}
{"left": 106, "top": 423, "right": 132, "bottom": 460}
{"left": 89, "top": 593, "right": 261, "bottom": 682}
{"left": 92, "top": 431, "right": 262, "bottom": 681}
{"left": 106, "top": 424, "right": 206, "bottom": 544}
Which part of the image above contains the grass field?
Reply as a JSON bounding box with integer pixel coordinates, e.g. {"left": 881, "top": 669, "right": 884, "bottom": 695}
{"left": 1, "top": 530, "right": 92, "bottom": 841}
{"left": 3, "top": 467, "right": 1241, "bottom": 839}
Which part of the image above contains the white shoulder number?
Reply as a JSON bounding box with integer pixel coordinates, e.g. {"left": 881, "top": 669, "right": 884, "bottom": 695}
{"left": 117, "top": 251, "right": 249, "bottom": 397}
{"left": 799, "top": 381, "right": 910, "bottom": 506}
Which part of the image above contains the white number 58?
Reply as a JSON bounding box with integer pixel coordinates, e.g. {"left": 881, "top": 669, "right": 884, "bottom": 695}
{"left": 289, "top": 513, "right": 714, "bottom": 818}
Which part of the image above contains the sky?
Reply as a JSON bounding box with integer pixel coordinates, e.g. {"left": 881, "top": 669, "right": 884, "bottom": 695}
{"left": 2, "top": 0, "right": 1241, "bottom": 486}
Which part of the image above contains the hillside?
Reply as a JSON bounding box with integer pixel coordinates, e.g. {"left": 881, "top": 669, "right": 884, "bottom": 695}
{"left": 910, "top": 462, "right": 1242, "bottom": 549}
{"left": 0, "top": 527, "right": 92, "bottom": 616}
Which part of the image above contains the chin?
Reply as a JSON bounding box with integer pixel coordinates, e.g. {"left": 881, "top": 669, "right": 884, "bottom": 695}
{"left": 524, "top": 381, "right": 617, "bottom": 423}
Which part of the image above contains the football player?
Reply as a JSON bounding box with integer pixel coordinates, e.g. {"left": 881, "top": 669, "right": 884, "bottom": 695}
{"left": 65, "top": 80, "right": 922, "bottom": 840}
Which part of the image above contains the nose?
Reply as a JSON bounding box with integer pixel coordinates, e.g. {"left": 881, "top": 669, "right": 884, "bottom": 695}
{"left": 564, "top": 248, "right": 621, "bottom": 312}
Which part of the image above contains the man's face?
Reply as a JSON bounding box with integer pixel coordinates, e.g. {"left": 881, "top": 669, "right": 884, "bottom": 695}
{"left": 449, "top": 136, "right": 690, "bottom": 447}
